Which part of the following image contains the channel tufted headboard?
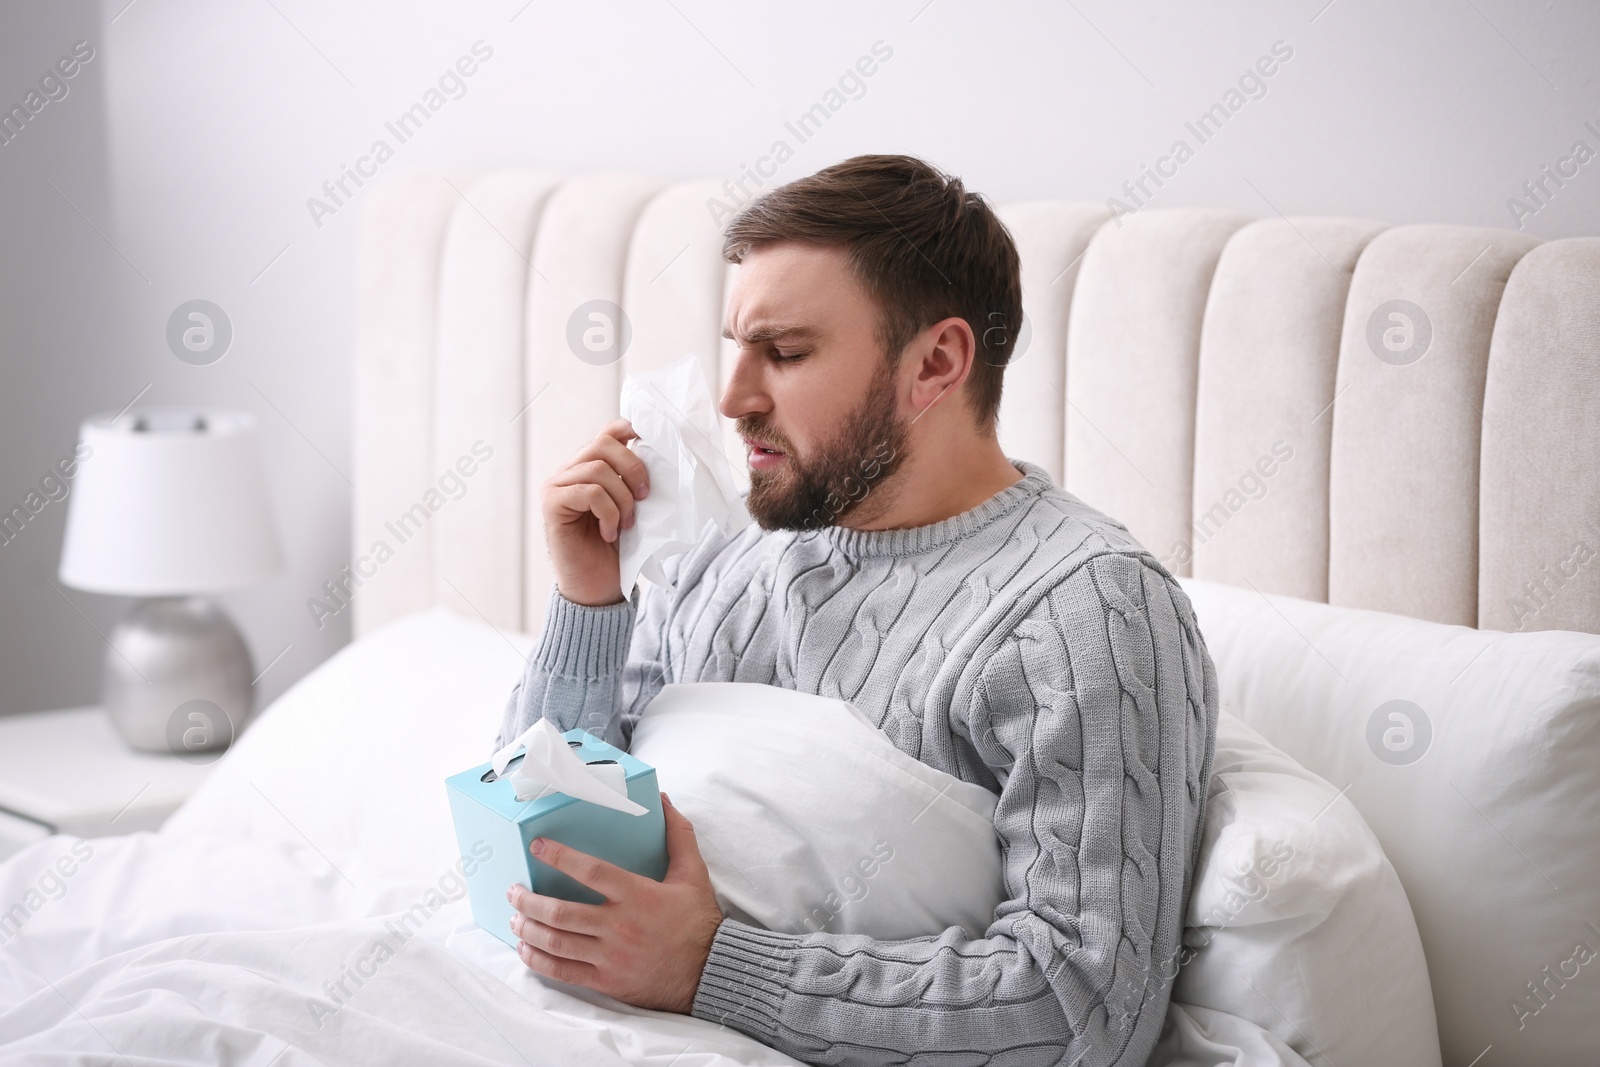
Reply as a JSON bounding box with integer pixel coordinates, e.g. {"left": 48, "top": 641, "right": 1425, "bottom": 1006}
{"left": 351, "top": 170, "right": 1600, "bottom": 640}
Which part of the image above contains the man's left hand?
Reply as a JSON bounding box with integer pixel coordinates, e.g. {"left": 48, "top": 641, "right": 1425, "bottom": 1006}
{"left": 507, "top": 793, "right": 724, "bottom": 1013}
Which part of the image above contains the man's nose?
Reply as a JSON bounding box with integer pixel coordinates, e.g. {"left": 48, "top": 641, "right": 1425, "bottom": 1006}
{"left": 719, "top": 350, "right": 770, "bottom": 422}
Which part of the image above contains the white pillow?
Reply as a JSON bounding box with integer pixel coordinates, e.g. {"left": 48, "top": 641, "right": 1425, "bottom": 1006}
{"left": 1163, "top": 712, "right": 1440, "bottom": 1067}
{"left": 1149, "top": 1004, "right": 1311, "bottom": 1067}
{"left": 1178, "top": 577, "right": 1600, "bottom": 1067}
{"left": 165, "top": 607, "right": 531, "bottom": 916}
{"left": 635, "top": 683, "right": 1437, "bottom": 1067}
{"left": 629, "top": 682, "right": 1004, "bottom": 940}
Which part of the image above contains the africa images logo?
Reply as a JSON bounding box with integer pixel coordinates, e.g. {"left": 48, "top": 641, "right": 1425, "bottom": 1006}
{"left": 166, "top": 300, "right": 233, "bottom": 366}
{"left": 1365, "top": 300, "right": 1432, "bottom": 366}
{"left": 1365, "top": 699, "right": 1431, "bottom": 766}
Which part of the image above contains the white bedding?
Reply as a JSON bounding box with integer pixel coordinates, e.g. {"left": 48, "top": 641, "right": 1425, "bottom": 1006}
{"left": 0, "top": 834, "right": 1306, "bottom": 1067}
{"left": 1, "top": 893, "right": 799, "bottom": 1065}
{"left": 0, "top": 609, "right": 799, "bottom": 1065}
{"left": 0, "top": 608, "right": 1320, "bottom": 1065}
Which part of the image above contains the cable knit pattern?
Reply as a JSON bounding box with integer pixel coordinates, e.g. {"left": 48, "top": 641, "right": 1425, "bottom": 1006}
{"left": 497, "top": 459, "right": 1219, "bottom": 1067}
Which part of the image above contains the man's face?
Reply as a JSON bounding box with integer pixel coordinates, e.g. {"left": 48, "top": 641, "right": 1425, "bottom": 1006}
{"left": 720, "top": 242, "right": 909, "bottom": 531}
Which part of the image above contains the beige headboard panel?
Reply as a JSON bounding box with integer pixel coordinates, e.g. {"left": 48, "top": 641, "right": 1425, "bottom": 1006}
{"left": 353, "top": 170, "right": 1600, "bottom": 639}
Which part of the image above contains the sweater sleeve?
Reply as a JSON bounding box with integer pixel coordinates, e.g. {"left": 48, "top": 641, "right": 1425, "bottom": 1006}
{"left": 689, "top": 552, "right": 1219, "bottom": 1066}
{"left": 493, "top": 572, "right": 676, "bottom": 752}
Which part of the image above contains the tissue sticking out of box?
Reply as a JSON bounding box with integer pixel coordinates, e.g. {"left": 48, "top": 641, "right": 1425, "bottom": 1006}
{"left": 490, "top": 718, "right": 648, "bottom": 816}
{"left": 617, "top": 355, "right": 752, "bottom": 594}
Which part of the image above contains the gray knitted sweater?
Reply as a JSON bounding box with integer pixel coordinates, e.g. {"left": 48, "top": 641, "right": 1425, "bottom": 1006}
{"left": 497, "top": 458, "right": 1219, "bottom": 1067}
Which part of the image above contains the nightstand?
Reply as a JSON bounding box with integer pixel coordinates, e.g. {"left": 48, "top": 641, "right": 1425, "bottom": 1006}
{"left": 0, "top": 706, "right": 216, "bottom": 860}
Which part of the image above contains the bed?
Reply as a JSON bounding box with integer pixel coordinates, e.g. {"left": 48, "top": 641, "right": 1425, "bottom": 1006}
{"left": 1, "top": 170, "right": 1596, "bottom": 1066}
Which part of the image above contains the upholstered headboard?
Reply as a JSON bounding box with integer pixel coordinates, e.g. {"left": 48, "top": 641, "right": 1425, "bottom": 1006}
{"left": 351, "top": 170, "right": 1600, "bottom": 639}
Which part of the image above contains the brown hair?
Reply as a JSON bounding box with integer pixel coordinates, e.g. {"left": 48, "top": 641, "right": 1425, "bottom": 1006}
{"left": 721, "top": 154, "right": 1022, "bottom": 431}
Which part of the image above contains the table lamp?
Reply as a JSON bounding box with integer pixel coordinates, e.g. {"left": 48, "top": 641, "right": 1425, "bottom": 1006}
{"left": 58, "top": 407, "right": 284, "bottom": 754}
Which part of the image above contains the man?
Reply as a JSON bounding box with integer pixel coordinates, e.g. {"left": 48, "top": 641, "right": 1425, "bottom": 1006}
{"left": 496, "top": 154, "right": 1218, "bottom": 1066}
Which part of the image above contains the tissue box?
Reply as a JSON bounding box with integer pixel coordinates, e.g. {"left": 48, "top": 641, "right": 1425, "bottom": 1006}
{"left": 445, "top": 728, "right": 667, "bottom": 948}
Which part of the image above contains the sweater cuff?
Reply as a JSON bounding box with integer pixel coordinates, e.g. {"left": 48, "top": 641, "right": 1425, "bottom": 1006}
{"left": 689, "top": 919, "right": 800, "bottom": 1044}
{"left": 532, "top": 585, "right": 635, "bottom": 679}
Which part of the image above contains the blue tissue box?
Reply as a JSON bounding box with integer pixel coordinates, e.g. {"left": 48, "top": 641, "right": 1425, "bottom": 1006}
{"left": 444, "top": 728, "right": 667, "bottom": 949}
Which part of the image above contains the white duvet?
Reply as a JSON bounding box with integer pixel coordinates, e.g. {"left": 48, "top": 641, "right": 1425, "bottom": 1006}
{"left": 1, "top": 862, "right": 792, "bottom": 1065}
{"left": 0, "top": 610, "right": 799, "bottom": 1065}
{"left": 0, "top": 608, "right": 1314, "bottom": 1066}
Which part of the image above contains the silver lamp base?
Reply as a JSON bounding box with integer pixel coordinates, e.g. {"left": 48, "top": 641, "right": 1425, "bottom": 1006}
{"left": 102, "top": 597, "right": 255, "bottom": 755}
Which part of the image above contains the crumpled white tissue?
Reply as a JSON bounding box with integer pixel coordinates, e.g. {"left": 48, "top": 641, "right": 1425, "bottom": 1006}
{"left": 616, "top": 355, "right": 752, "bottom": 594}
{"left": 490, "top": 718, "right": 647, "bottom": 816}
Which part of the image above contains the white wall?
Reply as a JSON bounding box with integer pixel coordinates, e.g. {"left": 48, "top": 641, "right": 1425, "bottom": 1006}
{"left": 0, "top": 1, "right": 117, "bottom": 715}
{"left": 2, "top": 0, "right": 1596, "bottom": 714}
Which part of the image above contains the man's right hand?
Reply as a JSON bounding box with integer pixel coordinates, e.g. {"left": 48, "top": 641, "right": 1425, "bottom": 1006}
{"left": 541, "top": 420, "right": 651, "bottom": 607}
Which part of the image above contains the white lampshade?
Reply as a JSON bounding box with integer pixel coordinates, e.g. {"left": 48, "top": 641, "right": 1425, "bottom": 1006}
{"left": 59, "top": 407, "right": 284, "bottom": 596}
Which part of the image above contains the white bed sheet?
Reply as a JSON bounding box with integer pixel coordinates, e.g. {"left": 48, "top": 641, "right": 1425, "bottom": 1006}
{"left": 0, "top": 608, "right": 1305, "bottom": 1066}
{"left": 0, "top": 857, "right": 797, "bottom": 1066}
{"left": 0, "top": 831, "right": 1302, "bottom": 1066}
{"left": 0, "top": 609, "right": 796, "bottom": 1065}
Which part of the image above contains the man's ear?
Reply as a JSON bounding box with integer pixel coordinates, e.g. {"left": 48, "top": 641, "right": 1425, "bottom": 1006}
{"left": 908, "top": 316, "right": 977, "bottom": 421}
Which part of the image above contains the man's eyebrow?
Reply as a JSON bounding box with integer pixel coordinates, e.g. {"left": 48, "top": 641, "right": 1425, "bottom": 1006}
{"left": 722, "top": 323, "right": 819, "bottom": 344}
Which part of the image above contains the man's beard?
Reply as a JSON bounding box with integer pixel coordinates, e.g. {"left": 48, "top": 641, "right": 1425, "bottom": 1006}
{"left": 738, "top": 357, "right": 909, "bottom": 532}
